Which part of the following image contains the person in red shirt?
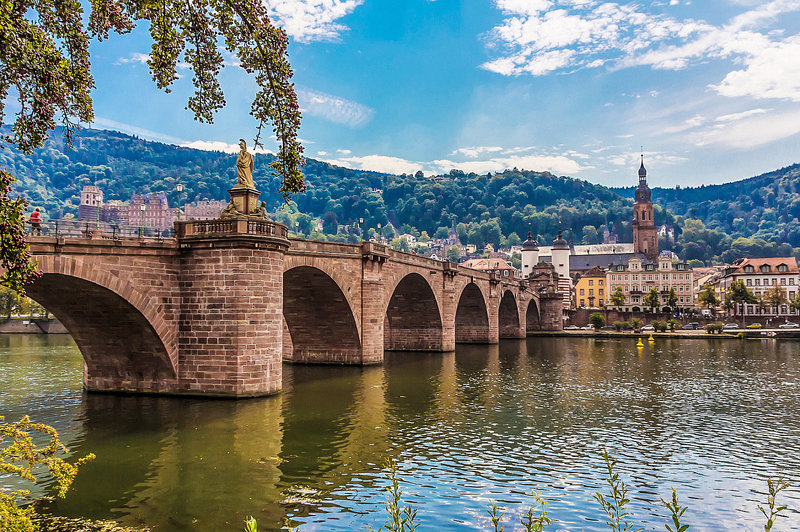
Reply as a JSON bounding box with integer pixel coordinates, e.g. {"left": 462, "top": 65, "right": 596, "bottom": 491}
{"left": 29, "top": 207, "right": 42, "bottom": 235}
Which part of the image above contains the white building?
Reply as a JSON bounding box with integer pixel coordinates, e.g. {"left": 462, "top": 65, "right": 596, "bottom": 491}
{"left": 606, "top": 254, "right": 695, "bottom": 312}
{"left": 714, "top": 257, "right": 800, "bottom": 318}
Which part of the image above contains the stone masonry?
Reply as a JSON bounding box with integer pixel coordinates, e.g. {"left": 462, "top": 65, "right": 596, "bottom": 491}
{"left": 25, "top": 229, "right": 561, "bottom": 397}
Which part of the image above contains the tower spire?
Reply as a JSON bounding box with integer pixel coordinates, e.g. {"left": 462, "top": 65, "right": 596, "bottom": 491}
{"left": 638, "top": 150, "right": 647, "bottom": 183}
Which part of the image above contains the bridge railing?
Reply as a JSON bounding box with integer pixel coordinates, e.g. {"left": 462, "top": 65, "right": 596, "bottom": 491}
{"left": 26, "top": 220, "right": 174, "bottom": 241}
{"left": 175, "top": 217, "right": 289, "bottom": 240}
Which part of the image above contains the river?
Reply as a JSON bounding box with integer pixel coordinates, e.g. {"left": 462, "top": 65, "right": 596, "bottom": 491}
{"left": 1, "top": 334, "right": 799, "bottom": 531}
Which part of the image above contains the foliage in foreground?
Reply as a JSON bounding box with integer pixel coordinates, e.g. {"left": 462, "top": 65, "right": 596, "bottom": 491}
{"left": 0, "top": 416, "right": 94, "bottom": 532}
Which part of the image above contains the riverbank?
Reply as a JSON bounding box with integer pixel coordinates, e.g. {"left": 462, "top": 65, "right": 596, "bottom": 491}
{"left": 0, "top": 317, "right": 68, "bottom": 334}
{"left": 528, "top": 329, "right": 800, "bottom": 339}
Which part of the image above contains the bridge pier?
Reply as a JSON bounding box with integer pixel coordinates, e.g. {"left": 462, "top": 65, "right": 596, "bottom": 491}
{"left": 176, "top": 219, "right": 290, "bottom": 397}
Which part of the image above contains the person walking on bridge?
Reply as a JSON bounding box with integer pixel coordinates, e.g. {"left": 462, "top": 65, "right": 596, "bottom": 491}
{"left": 29, "top": 207, "right": 42, "bottom": 235}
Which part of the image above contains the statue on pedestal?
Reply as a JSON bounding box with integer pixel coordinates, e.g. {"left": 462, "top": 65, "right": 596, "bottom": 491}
{"left": 236, "top": 139, "right": 255, "bottom": 189}
{"left": 220, "top": 139, "right": 267, "bottom": 220}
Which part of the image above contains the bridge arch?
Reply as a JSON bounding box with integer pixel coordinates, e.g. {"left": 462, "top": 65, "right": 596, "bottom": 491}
{"left": 384, "top": 272, "right": 444, "bottom": 351}
{"left": 455, "top": 282, "right": 490, "bottom": 343}
{"left": 283, "top": 266, "right": 362, "bottom": 364}
{"left": 526, "top": 299, "right": 541, "bottom": 331}
{"left": 26, "top": 257, "right": 177, "bottom": 393}
{"left": 498, "top": 290, "right": 521, "bottom": 338}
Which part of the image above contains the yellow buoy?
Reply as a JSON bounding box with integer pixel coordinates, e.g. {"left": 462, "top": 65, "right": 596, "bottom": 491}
{"left": 637, "top": 338, "right": 644, "bottom": 347}
{"left": 648, "top": 334, "right": 655, "bottom": 342}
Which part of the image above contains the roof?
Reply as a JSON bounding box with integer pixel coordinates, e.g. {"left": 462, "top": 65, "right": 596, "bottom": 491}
{"left": 463, "top": 258, "right": 515, "bottom": 271}
{"left": 538, "top": 242, "right": 634, "bottom": 257}
{"left": 522, "top": 229, "right": 538, "bottom": 251}
{"left": 568, "top": 253, "right": 638, "bottom": 271}
{"left": 577, "top": 265, "right": 606, "bottom": 278}
{"left": 728, "top": 257, "right": 799, "bottom": 275}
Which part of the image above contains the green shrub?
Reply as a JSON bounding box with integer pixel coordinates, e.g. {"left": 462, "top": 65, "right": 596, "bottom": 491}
{"left": 613, "top": 321, "right": 624, "bottom": 332}
{"left": 667, "top": 319, "right": 681, "bottom": 331}
{"left": 631, "top": 318, "right": 642, "bottom": 331}
{"left": 705, "top": 323, "right": 723, "bottom": 334}
{"left": 589, "top": 312, "right": 605, "bottom": 329}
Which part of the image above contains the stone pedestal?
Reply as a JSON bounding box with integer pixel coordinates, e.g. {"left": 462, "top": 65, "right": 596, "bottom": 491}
{"left": 228, "top": 186, "right": 261, "bottom": 216}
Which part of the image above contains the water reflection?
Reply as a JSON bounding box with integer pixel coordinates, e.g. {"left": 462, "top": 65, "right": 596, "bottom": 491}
{"left": 1, "top": 336, "right": 799, "bottom": 531}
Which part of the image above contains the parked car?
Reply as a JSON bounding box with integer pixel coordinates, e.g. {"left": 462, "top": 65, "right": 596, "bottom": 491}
{"left": 723, "top": 323, "right": 739, "bottom": 330}
{"left": 641, "top": 324, "right": 655, "bottom": 331}
{"left": 778, "top": 322, "right": 800, "bottom": 329}
{"left": 601, "top": 325, "right": 616, "bottom": 331}
{"left": 580, "top": 325, "right": 594, "bottom": 331}
{"left": 683, "top": 322, "right": 700, "bottom": 330}
{"left": 746, "top": 323, "right": 763, "bottom": 329}
{"left": 564, "top": 325, "right": 580, "bottom": 330}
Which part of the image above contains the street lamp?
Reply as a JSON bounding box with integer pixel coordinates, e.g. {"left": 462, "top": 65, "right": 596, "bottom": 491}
{"left": 377, "top": 223, "right": 381, "bottom": 242}
{"left": 140, "top": 203, "right": 146, "bottom": 239}
{"left": 359, "top": 217, "right": 364, "bottom": 240}
{"left": 176, "top": 183, "right": 184, "bottom": 221}
{"left": 295, "top": 221, "right": 300, "bottom": 236}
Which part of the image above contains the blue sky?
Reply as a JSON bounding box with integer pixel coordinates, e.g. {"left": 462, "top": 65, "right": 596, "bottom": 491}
{"left": 81, "top": 0, "right": 800, "bottom": 187}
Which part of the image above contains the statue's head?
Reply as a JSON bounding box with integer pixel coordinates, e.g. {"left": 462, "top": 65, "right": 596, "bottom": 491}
{"left": 239, "top": 138, "right": 246, "bottom": 150}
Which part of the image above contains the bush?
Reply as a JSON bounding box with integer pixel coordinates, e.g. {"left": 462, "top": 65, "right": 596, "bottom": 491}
{"left": 653, "top": 320, "right": 668, "bottom": 332}
{"left": 631, "top": 318, "right": 642, "bottom": 331}
{"left": 589, "top": 312, "right": 605, "bottom": 329}
{"left": 667, "top": 319, "right": 681, "bottom": 331}
{"left": 706, "top": 323, "right": 723, "bottom": 334}
{"left": 613, "top": 321, "right": 624, "bottom": 332}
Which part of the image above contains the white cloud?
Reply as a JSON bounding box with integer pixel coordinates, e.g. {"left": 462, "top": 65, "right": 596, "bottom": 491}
{"left": 482, "top": 0, "right": 800, "bottom": 107}
{"left": 325, "top": 155, "right": 423, "bottom": 174}
{"left": 450, "top": 146, "right": 504, "bottom": 158}
{"left": 433, "top": 154, "right": 589, "bottom": 175}
{"left": 114, "top": 52, "right": 151, "bottom": 66}
{"left": 715, "top": 108, "right": 770, "bottom": 122}
{"left": 180, "top": 140, "right": 273, "bottom": 154}
{"left": 91, "top": 117, "right": 186, "bottom": 144}
{"left": 691, "top": 108, "right": 800, "bottom": 148}
{"left": 337, "top": 148, "right": 352, "bottom": 154}
{"left": 264, "top": 0, "right": 363, "bottom": 42}
{"left": 297, "top": 87, "right": 374, "bottom": 127}
{"left": 710, "top": 35, "right": 800, "bottom": 101}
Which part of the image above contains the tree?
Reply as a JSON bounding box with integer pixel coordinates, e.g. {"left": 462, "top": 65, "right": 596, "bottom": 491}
{"left": 446, "top": 245, "right": 461, "bottom": 263}
{"left": 0, "top": 0, "right": 305, "bottom": 291}
{"left": 322, "top": 211, "right": 338, "bottom": 234}
{"left": 763, "top": 283, "right": 788, "bottom": 315}
{"left": 0, "top": 416, "right": 95, "bottom": 530}
{"left": 727, "top": 280, "right": 756, "bottom": 325}
{"left": 698, "top": 285, "right": 720, "bottom": 315}
{"left": 667, "top": 287, "right": 679, "bottom": 312}
{"left": 589, "top": 312, "right": 605, "bottom": 330}
{"left": 610, "top": 286, "right": 626, "bottom": 308}
{"left": 644, "top": 287, "right": 661, "bottom": 313}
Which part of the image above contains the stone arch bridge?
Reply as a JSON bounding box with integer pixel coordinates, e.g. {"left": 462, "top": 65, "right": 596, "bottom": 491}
{"left": 24, "top": 220, "right": 561, "bottom": 397}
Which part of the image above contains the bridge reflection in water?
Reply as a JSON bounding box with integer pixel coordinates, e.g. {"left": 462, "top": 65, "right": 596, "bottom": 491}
{"left": 25, "top": 229, "right": 562, "bottom": 397}
{"left": 3, "top": 336, "right": 799, "bottom": 531}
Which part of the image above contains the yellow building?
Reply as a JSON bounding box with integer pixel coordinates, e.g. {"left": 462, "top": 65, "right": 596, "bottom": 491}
{"left": 575, "top": 266, "right": 606, "bottom": 308}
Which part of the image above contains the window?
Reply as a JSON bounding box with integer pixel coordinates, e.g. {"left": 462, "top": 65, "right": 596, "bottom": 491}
{"left": 589, "top": 289, "right": 594, "bottom": 296}
{"left": 589, "top": 280, "right": 594, "bottom": 286}
{"left": 746, "top": 279, "right": 752, "bottom": 286}
{"left": 778, "top": 264, "right": 788, "bottom": 272}
{"left": 791, "top": 291, "right": 796, "bottom": 299}
{"left": 599, "top": 289, "right": 604, "bottom": 296}
{"left": 760, "top": 265, "right": 771, "bottom": 273}
{"left": 744, "top": 265, "right": 754, "bottom": 273}
{"left": 633, "top": 275, "right": 638, "bottom": 281}
{"left": 791, "top": 279, "right": 796, "bottom": 286}
{"left": 673, "top": 274, "right": 677, "bottom": 280}
{"left": 580, "top": 299, "right": 585, "bottom": 306}
{"left": 625, "top": 275, "right": 630, "bottom": 281}
{"left": 756, "top": 279, "right": 761, "bottom": 286}
{"left": 580, "top": 289, "right": 585, "bottom": 295}
{"left": 781, "top": 278, "right": 787, "bottom": 285}
{"left": 599, "top": 280, "right": 603, "bottom": 285}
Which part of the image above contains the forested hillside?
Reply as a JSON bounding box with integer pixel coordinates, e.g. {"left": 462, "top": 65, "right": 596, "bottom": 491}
{"left": 2, "top": 127, "right": 798, "bottom": 264}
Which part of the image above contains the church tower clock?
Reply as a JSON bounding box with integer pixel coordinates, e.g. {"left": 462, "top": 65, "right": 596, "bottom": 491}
{"left": 632, "top": 154, "right": 658, "bottom": 261}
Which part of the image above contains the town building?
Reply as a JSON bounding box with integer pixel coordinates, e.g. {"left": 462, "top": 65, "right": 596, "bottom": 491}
{"left": 633, "top": 155, "right": 658, "bottom": 261}
{"left": 184, "top": 200, "right": 228, "bottom": 221}
{"left": 78, "top": 185, "right": 103, "bottom": 221}
{"left": 606, "top": 254, "right": 694, "bottom": 312}
{"left": 574, "top": 266, "right": 606, "bottom": 308}
{"left": 128, "top": 193, "right": 174, "bottom": 231}
{"left": 462, "top": 257, "right": 518, "bottom": 279}
{"left": 100, "top": 200, "right": 129, "bottom": 225}
{"left": 714, "top": 257, "right": 800, "bottom": 318}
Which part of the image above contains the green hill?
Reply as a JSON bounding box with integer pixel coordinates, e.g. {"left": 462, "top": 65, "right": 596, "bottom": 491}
{"left": 2, "top": 127, "right": 797, "bottom": 264}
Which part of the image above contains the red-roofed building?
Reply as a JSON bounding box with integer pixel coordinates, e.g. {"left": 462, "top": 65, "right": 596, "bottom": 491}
{"left": 716, "top": 257, "right": 800, "bottom": 318}
{"left": 463, "top": 258, "right": 519, "bottom": 279}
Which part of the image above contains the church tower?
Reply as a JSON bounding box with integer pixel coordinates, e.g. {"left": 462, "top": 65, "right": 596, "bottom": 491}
{"left": 632, "top": 154, "right": 658, "bottom": 261}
